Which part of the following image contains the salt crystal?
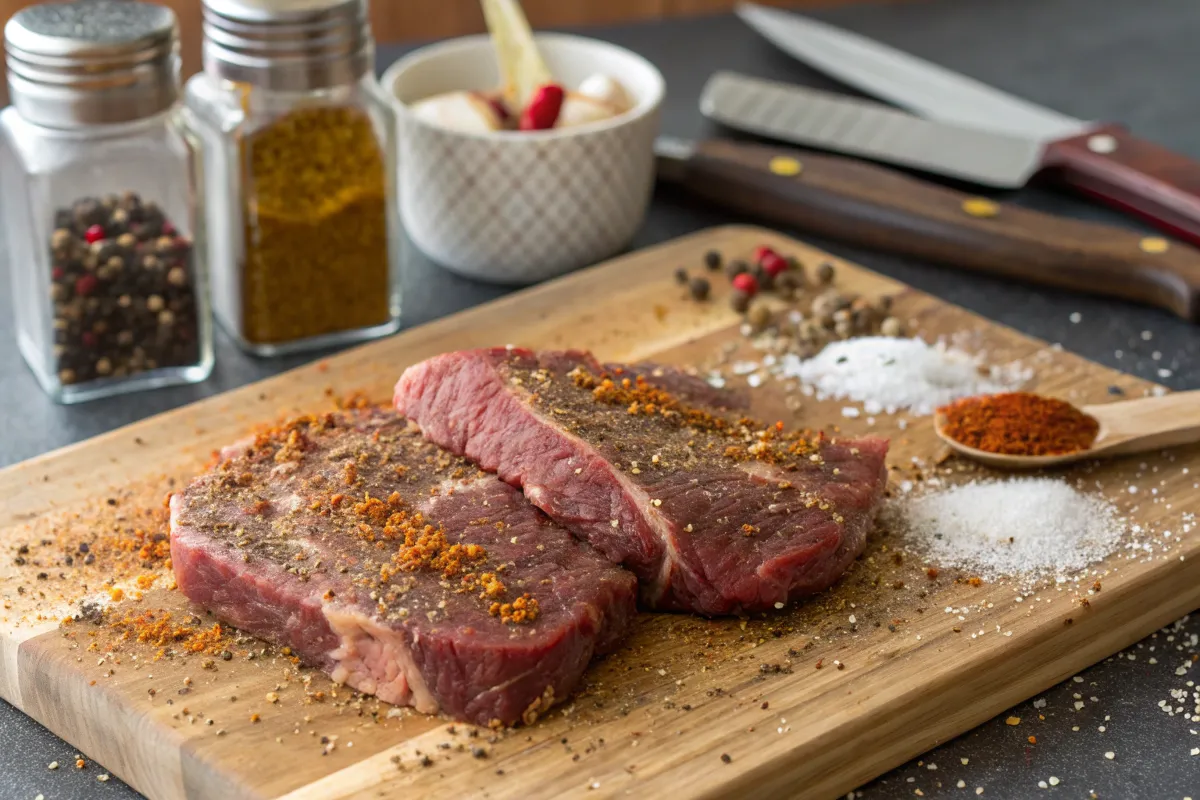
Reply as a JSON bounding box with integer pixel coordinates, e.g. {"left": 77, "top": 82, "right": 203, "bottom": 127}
{"left": 841, "top": 407, "right": 861, "bottom": 418}
{"left": 778, "top": 336, "right": 1025, "bottom": 416}
{"left": 884, "top": 478, "right": 1125, "bottom": 581}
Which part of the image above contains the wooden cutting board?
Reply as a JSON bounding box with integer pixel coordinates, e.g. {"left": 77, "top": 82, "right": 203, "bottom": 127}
{"left": 1, "top": 226, "right": 1196, "bottom": 800}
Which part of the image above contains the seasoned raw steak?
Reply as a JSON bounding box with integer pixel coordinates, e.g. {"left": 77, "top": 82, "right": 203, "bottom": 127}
{"left": 169, "top": 407, "right": 636, "bottom": 727}
{"left": 395, "top": 348, "right": 890, "bottom": 615}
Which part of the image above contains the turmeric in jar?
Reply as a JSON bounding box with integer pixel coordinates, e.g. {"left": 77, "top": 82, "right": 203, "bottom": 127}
{"left": 241, "top": 106, "right": 391, "bottom": 345}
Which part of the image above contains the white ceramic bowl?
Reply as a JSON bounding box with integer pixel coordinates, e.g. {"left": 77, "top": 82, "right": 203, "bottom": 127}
{"left": 382, "top": 33, "right": 665, "bottom": 284}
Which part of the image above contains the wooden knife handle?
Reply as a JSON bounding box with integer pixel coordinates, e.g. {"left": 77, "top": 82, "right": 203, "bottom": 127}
{"left": 1044, "top": 125, "right": 1200, "bottom": 248}
{"left": 663, "top": 139, "right": 1200, "bottom": 321}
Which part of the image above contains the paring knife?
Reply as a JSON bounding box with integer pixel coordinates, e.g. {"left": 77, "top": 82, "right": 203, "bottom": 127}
{"left": 653, "top": 136, "right": 1200, "bottom": 321}
{"left": 732, "top": 3, "right": 1200, "bottom": 247}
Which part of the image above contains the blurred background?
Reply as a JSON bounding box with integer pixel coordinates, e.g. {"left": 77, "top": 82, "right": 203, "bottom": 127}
{"left": 0, "top": 0, "right": 874, "bottom": 103}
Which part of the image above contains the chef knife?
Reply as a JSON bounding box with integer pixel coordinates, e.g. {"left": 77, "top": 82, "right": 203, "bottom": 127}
{"left": 734, "top": 3, "right": 1200, "bottom": 247}
{"left": 653, "top": 135, "right": 1200, "bottom": 321}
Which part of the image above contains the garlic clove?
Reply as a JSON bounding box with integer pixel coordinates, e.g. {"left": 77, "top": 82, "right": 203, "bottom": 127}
{"left": 555, "top": 92, "right": 621, "bottom": 129}
{"left": 410, "top": 91, "right": 505, "bottom": 133}
{"left": 577, "top": 73, "right": 632, "bottom": 113}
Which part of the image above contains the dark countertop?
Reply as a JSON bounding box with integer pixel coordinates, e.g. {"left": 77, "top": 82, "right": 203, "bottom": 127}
{"left": 2, "top": 0, "right": 1198, "bottom": 797}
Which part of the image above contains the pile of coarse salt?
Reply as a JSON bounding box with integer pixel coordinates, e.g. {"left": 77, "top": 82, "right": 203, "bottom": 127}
{"left": 886, "top": 477, "right": 1126, "bottom": 583}
{"left": 778, "top": 336, "right": 1029, "bottom": 416}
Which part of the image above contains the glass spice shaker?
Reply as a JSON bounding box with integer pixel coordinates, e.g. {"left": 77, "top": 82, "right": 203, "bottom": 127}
{"left": 185, "top": 0, "right": 402, "bottom": 356}
{"left": 0, "top": 1, "right": 214, "bottom": 404}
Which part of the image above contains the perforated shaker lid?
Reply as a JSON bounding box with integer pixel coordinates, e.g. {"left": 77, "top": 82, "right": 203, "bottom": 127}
{"left": 4, "top": 1, "right": 181, "bottom": 127}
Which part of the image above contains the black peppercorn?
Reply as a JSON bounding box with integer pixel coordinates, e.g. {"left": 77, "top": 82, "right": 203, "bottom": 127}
{"left": 725, "top": 259, "right": 749, "bottom": 279}
{"left": 674, "top": 267, "right": 688, "bottom": 285}
{"left": 753, "top": 265, "right": 775, "bottom": 292}
{"left": 688, "top": 277, "right": 711, "bottom": 301}
{"left": 703, "top": 249, "right": 722, "bottom": 271}
{"left": 731, "top": 290, "right": 751, "bottom": 314}
{"left": 45, "top": 192, "right": 201, "bottom": 390}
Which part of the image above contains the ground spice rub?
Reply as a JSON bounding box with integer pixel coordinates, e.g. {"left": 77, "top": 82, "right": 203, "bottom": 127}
{"left": 937, "top": 392, "right": 1100, "bottom": 456}
{"left": 394, "top": 348, "right": 892, "bottom": 615}
{"left": 186, "top": 409, "right": 537, "bottom": 623}
{"left": 571, "top": 366, "right": 824, "bottom": 467}
{"left": 169, "top": 405, "right": 634, "bottom": 725}
{"left": 240, "top": 106, "right": 391, "bottom": 345}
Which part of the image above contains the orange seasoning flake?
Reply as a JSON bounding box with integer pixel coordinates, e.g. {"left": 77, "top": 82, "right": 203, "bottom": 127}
{"left": 489, "top": 593, "right": 540, "bottom": 625}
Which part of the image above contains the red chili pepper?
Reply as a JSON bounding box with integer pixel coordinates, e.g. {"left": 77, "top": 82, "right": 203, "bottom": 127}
{"left": 731, "top": 273, "right": 758, "bottom": 297}
{"left": 761, "top": 252, "right": 787, "bottom": 277}
{"left": 752, "top": 245, "right": 775, "bottom": 265}
{"left": 519, "top": 84, "right": 565, "bottom": 131}
{"left": 75, "top": 274, "right": 99, "bottom": 296}
{"left": 84, "top": 225, "right": 106, "bottom": 244}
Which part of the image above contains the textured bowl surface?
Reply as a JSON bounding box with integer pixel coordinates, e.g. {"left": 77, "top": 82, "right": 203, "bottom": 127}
{"left": 382, "top": 34, "right": 665, "bottom": 284}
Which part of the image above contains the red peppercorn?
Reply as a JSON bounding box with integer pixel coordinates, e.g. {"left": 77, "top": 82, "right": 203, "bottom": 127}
{"left": 75, "top": 274, "right": 99, "bottom": 296}
{"left": 761, "top": 252, "right": 787, "bottom": 277}
{"left": 84, "top": 224, "right": 106, "bottom": 244}
{"left": 51, "top": 266, "right": 65, "bottom": 281}
{"left": 519, "top": 83, "right": 566, "bottom": 131}
{"left": 162, "top": 221, "right": 177, "bottom": 237}
{"left": 80, "top": 331, "right": 98, "bottom": 348}
{"left": 752, "top": 245, "right": 775, "bottom": 265}
{"left": 731, "top": 272, "right": 758, "bottom": 297}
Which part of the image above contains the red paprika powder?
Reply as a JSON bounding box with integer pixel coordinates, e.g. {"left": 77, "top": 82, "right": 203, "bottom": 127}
{"left": 937, "top": 392, "right": 1100, "bottom": 456}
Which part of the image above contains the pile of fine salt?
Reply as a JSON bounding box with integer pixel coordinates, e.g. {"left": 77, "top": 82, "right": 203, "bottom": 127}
{"left": 779, "top": 336, "right": 1027, "bottom": 416}
{"left": 885, "top": 477, "right": 1125, "bottom": 582}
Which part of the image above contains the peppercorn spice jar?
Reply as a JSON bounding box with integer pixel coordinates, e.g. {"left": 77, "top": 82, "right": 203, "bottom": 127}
{"left": 186, "top": 0, "right": 402, "bottom": 356}
{"left": 0, "top": 1, "right": 214, "bottom": 404}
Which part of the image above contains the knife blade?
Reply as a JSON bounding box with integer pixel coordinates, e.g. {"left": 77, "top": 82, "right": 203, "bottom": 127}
{"left": 735, "top": 2, "right": 1200, "bottom": 247}
{"left": 735, "top": 3, "right": 1087, "bottom": 140}
{"left": 700, "top": 72, "right": 1043, "bottom": 189}
{"left": 654, "top": 135, "right": 1200, "bottom": 320}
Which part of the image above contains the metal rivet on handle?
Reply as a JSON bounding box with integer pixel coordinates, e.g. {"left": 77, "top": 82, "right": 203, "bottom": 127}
{"left": 768, "top": 156, "right": 803, "bottom": 177}
{"left": 961, "top": 198, "right": 999, "bottom": 218}
{"left": 1087, "top": 134, "right": 1118, "bottom": 154}
{"left": 1140, "top": 236, "right": 1170, "bottom": 254}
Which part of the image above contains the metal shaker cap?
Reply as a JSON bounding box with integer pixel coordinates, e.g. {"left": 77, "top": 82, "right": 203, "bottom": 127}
{"left": 4, "top": 1, "right": 181, "bottom": 127}
{"left": 202, "top": 0, "right": 374, "bottom": 92}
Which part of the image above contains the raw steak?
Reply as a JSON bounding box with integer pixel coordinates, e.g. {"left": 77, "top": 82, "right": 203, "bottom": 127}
{"left": 169, "top": 406, "right": 636, "bottom": 727}
{"left": 394, "top": 348, "right": 890, "bottom": 615}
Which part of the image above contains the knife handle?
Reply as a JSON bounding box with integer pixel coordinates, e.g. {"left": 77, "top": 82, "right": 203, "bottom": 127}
{"left": 1044, "top": 125, "right": 1200, "bottom": 248}
{"left": 663, "top": 139, "right": 1200, "bottom": 320}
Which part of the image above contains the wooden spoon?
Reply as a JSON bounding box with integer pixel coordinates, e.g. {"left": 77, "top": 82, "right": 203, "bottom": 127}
{"left": 934, "top": 390, "right": 1200, "bottom": 470}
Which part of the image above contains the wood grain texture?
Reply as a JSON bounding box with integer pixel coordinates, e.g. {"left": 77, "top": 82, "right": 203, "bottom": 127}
{"left": 1044, "top": 124, "right": 1200, "bottom": 248}
{"left": 0, "top": 226, "right": 1196, "bottom": 800}
{"left": 660, "top": 138, "right": 1200, "bottom": 320}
